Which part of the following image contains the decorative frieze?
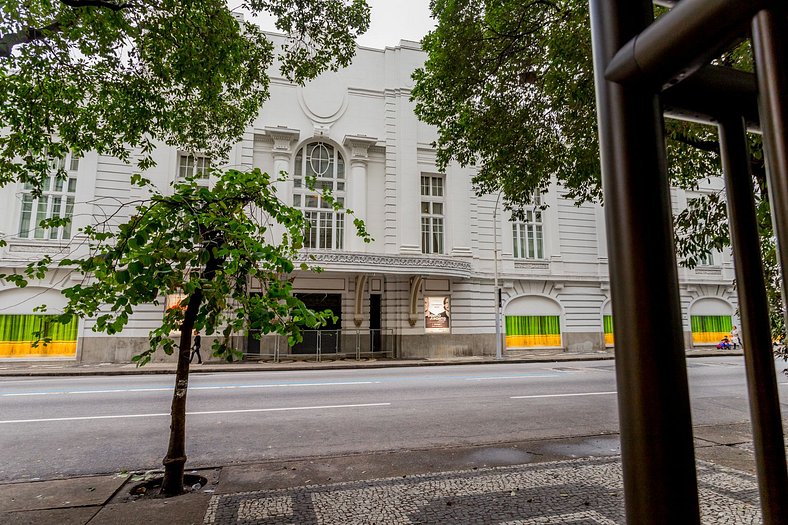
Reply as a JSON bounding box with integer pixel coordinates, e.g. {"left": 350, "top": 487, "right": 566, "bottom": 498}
{"left": 295, "top": 251, "right": 472, "bottom": 277}
{"left": 513, "top": 261, "right": 551, "bottom": 271}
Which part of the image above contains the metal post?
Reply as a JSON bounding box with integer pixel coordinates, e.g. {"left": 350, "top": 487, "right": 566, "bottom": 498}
{"left": 589, "top": 0, "right": 700, "bottom": 522}
{"left": 719, "top": 116, "right": 788, "bottom": 524}
{"left": 752, "top": 10, "right": 788, "bottom": 341}
{"left": 605, "top": 0, "right": 765, "bottom": 88}
{"left": 493, "top": 190, "right": 504, "bottom": 360}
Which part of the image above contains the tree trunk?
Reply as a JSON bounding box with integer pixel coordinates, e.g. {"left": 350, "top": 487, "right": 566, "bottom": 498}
{"left": 159, "top": 288, "right": 200, "bottom": 496}
{"left": 160, "top": 250, "right": 221, "bottom": 496}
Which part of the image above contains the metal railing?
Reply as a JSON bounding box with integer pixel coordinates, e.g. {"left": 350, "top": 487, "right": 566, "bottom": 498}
{"left": 244, "top": 329, "right": 394, "bottom": 362}
{"left": 590, "top": 1, "right": 788, "bottom": 522}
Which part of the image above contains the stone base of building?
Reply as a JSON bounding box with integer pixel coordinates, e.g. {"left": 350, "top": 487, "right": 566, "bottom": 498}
{"left": 78, "top": 336, "right": 245, "bottom": 363}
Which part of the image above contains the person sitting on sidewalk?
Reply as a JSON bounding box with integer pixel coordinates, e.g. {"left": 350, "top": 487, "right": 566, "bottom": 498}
{"left": 716, "top": 335, "right": 731, "bottom": 350}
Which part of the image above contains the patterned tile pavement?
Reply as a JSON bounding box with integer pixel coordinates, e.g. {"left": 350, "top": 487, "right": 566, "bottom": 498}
{"left": 204, "top": 457, "right": 761, "bottom": 524}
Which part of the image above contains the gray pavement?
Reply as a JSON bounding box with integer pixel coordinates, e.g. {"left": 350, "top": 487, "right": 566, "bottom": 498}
{"left": 0, "top": 422, "right": 777, "bottom": 524}
{"left": 0, "top": 351, "right": 782, "bottom": 524}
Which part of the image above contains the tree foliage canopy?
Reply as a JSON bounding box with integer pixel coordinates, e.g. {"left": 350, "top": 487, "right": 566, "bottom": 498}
{"left": 413, "top": 0, "right": 782, "bottom": 338}
{"left": 0, "top": 0, "right": 370, "bottom": 195}
{"left": 52, "top": 169, "right": 365, "bottom": 364}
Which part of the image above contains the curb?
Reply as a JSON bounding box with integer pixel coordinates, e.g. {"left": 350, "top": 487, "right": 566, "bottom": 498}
{"left": 0, "top": 351, "right": 743, "bottom": 377}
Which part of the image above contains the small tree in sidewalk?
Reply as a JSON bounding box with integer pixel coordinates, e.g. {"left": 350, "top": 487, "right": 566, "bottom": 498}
{"left": 51, "top": 168, "right": 368, "bottom": 495}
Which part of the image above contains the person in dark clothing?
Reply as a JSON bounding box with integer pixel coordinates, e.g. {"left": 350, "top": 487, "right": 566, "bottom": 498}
{"left": 190, "top": 330, "right": 203, "bottom": 364}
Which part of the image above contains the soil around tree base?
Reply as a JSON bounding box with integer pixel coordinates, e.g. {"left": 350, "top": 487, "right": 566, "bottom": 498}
{"left": 129, "top": 474, "right": 208, "bottom": 499}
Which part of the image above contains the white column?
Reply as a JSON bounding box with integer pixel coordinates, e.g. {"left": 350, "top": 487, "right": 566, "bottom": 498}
{"left": 264, "top": 126, "right": 300, "bottom": 206}
{"left": 344, "top": 135, "right": 377, "bottom": 252}
{"left": 272, "top": 153, "right": 292, "bottom": 206}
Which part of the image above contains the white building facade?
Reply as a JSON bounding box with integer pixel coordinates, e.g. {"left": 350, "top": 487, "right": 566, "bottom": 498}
{"left": 0, "top": 37, "right": 738, "bottom": 362}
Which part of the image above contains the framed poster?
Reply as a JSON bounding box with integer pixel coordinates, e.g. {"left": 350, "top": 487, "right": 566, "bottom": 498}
{"left": 424, "top": 296, "right": 450, "bottom": 333}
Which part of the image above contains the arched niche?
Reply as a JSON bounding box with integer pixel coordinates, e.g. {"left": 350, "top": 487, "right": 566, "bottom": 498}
{"left": 0, "top": 287, "right": 77, "bottom": 358}
{"left": 688, "top": 297, "right": 734, "bottom": 345}
{"left": 503, "top": 295, "right": 562, "bottom": 348}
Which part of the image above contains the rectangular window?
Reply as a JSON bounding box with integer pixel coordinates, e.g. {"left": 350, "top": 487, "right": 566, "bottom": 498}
{"left": 512, "top": 193, "right": 544, "bottom": 259}
{"left": 178, "top": 153, "right": 210, "bottom": 182}
{"left": 697, "top": 251, "right": 714, "bottom": 266}
{"left": 18, "top": 153, "right": 78, "bottom": 241}
{"left": 421, "top": 175, "right": 445, "bottom": 254}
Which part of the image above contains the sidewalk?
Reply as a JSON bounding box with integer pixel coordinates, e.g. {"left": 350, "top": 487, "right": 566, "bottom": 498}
{"left": 0, "top": 348, "right": 742, "bottom": 377}
{"left": 0, "top": 421, "right": 774, "bottom": 524}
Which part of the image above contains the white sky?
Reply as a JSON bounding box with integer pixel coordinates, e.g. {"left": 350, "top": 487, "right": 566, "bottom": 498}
{"left": 232, "top": 0, "right": 436, "bottom": 49}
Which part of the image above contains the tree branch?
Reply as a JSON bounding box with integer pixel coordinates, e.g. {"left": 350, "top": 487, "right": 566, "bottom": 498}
{"left": 0, "top": 21, "right": 62, "bottom": 58}
{"left": 60, "top": 0, "right": 133, "bottom": 11}
{"left": 671, "top": 132, "right": 720, "bottom": 154}
{"left": 1, "top": 1, "right": 133, "bottom": 58}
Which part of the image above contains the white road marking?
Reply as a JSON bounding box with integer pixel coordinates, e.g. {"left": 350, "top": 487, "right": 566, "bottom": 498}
{"left": 0, "top": 402, "right": 391, "bottom": 424}
{"left": 465, "top": 375, "right": 560, "bottom": 381}
{"left": 511, "top": 391, "right": 617, "bottom": 399}
{"left": 0, "top": 381, "right": 379, "bottom": 397}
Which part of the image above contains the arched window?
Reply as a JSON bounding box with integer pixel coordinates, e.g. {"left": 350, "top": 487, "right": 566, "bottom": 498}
{"left": 293, "top": 142, "right": 346, "bottom": 250}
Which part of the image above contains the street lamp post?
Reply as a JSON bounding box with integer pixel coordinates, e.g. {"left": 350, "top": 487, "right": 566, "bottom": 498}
{"left": 493, "top": 190, "right": 504, "bottom": 360}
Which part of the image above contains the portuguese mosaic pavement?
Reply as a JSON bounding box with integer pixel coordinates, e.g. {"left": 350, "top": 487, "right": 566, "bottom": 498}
{"left": 204, "top": 456, "right": 760, "bottom": 524}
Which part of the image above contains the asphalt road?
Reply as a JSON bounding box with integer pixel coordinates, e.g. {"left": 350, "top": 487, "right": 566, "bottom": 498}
{"left": 0, "top": 356, "right": 784, "bottom": 481}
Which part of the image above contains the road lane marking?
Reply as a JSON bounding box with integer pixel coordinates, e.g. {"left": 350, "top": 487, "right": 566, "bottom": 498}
{"left": 0, "top": 402, "right": 391, "bottom": 424}
{"left": 0, "top": 381, "right": 380, "bottom": 397}
{"left": 511, "top": 391, "right": 617, "bottom": 399}
{"left": 465, "top": 375, "right": 559, "bottom": 381}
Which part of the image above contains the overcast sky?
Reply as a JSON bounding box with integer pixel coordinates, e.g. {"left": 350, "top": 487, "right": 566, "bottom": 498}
{"left": 233, "top": 1, "right": 436, "bottom": 49}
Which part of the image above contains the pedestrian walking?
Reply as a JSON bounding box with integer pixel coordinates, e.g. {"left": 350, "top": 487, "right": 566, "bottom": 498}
{"left": 190, "top": 330, "right": 203, "bottom": 364}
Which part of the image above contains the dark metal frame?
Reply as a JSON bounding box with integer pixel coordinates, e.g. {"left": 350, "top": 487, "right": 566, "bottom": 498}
{"left": 589, "top": 1, "right": 788, "bottom": 522}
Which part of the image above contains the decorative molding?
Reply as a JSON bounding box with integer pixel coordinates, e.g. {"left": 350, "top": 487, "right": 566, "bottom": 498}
{"left": 354, "top": 274, "right": 368, "bottom": 327}
{"left": 409, "top": 276, "right": 423, "bottom": 327}
{"left": 313, "top": 124, "right": 331, "bottom": 137}
{"left": 295, "top": 251, "right": 472, "bottom": 277}
{"left": 7, "top": 240, "right": 70, "bottom": 255}
{"left": 263, "top": 126, "right": 300, "bottom": 152}
{"left": 343, "top": 135, "right": 378, "bottom": 162}
{"left": 253, "top": 133, "right": 273, "bottom": 145}
{"left": 513, "top": 261, "right": 550, "bottom": 271}
{"left": 695, "top": 266, "right": 723, "bottom": 275}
